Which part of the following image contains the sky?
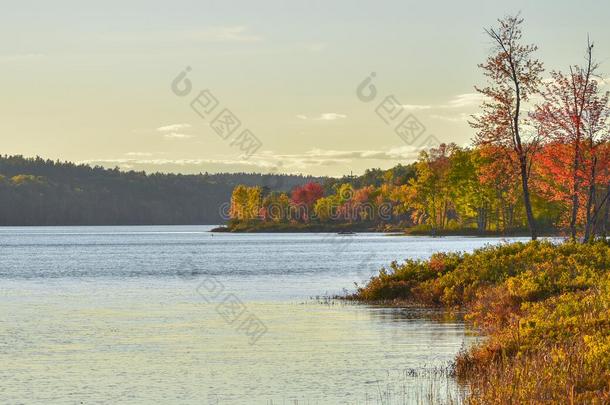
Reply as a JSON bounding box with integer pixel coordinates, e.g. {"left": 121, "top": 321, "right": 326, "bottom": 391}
{"left": 2, "top": 0, "right": 610, "bottom": 177}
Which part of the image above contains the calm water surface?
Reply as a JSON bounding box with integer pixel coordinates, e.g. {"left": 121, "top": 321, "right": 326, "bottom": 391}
{"left": 0, "top": 226, "right": 533, "bottom": 404}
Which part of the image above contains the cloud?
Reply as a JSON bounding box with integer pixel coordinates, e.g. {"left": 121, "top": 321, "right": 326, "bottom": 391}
{"left": 301, "top": 145, "right": 420, "bottom": 161}
{"left": 81, "top": 145, "right": 432, "bottom": 175}
{"left": 443, "top": 93, "right": 485, "bottom": 108}
{"left": 593, "top": 76, "right": 610, "bottom": 87}
{"left": 163, "top": 132, "right": 194, "bottom": 139}
{"left": 189, "top": 26, "right": 263, "bottom": 42}
{"left": 317, "top": 113, "right": 346, "bottom": 121}
{"left": 157, "top": 123, "right": 192, "bottom": 132}
{"left": 297, "top": 113, "right": 347, "bottom": 121}
{"left": 401, "top": 104, "right": 433, "bottom": 111}
{"left": 125, "top": 152, "right": 154, "bottom": 157}
{"left": 429, "top": 113, "right": 472, "bottom": 123}
{"left": 156, "top": 123, "right": 193, "bottom": 140}
{"left": 81, "top": 157, "right": 277, "bottom": 171}
{"left": 399, "top": 93, "right": 484, "bottom": 113}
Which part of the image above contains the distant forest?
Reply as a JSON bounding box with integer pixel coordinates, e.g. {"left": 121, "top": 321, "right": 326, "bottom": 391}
{"left": 0, "top": 155, "right": 324, "bottom": 225}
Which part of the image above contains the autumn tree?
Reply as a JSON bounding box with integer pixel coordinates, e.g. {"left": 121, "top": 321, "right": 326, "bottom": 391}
{"left": 448, "top": 148, "right": 494, "bottom": 232}
{"left": 334, "top": 183, "right": 355, "bottom": 221}
{"left": 471, "top": 14, "right": 544, "bottom": 240}
{"left": 352, "top": 185, "right": 376, "bottom": 221}
{"left": 408, "top": 144, "right": 455, "bottom": 230}
{"left": 230, "top": 185, "right": 262, "bottom": 221}
{"left": 260, "top": 191, "right": 290, "bottom": 222}
{"left": 290, "top": 182, "right": 324, "bottom": 222}
{"left": 230, "top": 185, "right": 249, "bottom": 220}
{"left": 533, "top": 39, "right": 608, "bottom": 239}
{"left": 476, "top": 145, "right": 521, "bottom": 232}
{"left": 313, "top": 196, "right": 336, "bottom": 222}
{"left": 583, "top": 107, "right": 610, "bottom": 241}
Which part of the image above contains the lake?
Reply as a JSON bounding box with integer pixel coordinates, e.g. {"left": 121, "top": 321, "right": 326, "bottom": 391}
{"left": 0, "top": 226, "right": 533, "bottom": 404}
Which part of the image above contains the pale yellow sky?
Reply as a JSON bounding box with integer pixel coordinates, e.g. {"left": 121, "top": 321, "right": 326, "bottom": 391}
{"left": 1, "top": 0, "right": 609, "bottom": 176}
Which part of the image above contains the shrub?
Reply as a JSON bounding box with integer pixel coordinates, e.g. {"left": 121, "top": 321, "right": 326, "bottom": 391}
{"left": 353, "top": 240, "right": 610, "bottom": 403}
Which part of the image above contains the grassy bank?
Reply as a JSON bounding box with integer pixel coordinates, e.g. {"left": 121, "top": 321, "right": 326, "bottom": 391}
{"left": 351, "top": 240, "right": 610, "bottom": 403}
{"left": 403, "top": 224, "right": 559, "bottom": 237}
{"left": 216, "top": 220, "right": 397, "bottom": 233}
{"left": 217, "top": 220, "right": 559, "bottom": 236}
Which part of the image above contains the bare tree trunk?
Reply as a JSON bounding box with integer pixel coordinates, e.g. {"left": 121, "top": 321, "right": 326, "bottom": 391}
{"left": 486, "top": 203, "right": 490, "bottom": 231}
{"left": 431, "top": 198, "right": 437, "bottom": 230}
{"left": 498, "top": 192, "right": 507, "bottom": 234}
{"left": 513, "top": 67, "right": 537, "bottom": 240}
{"left": 519, "top": 154, "right": 538, "bottom": 240}
{"left": 588, "top": 182, "right": 610, "bottom": 241}
{"left": 477, "top": 207, "right": 486, "bottom": 234}
{"left": 602, "top": 183, "right": 610, "bottom": 239}
{"left": 507, "top": 203, "right": 515, "bottom": 232}
{"left": 572, "top": 41, "right": 594, "bottom": 242}
{"left": 583, "top": 156, "right": 597, "bottom": 242}
{"left": 569, "top": 142, "right": 581, "bottom": 240}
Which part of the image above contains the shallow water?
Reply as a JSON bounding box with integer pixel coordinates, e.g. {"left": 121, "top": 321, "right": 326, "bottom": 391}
{"left": 0, "top": 226, "right": 534, "bottom": 404}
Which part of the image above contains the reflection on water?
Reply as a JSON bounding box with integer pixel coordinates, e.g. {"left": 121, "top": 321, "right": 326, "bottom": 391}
{"left": 0, "top": 226, "right": 517, "bottom": 404}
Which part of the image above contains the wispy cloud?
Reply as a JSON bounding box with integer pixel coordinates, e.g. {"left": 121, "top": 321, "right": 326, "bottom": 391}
{"left": 82, "top": 145, "right": 427, "bottom": 174}
{"left": 317, "top": 113, "right": 347, "bottom": 121}
{"left": 163, "top": 133, "right": 194, "bottom": 139}
{"left": 84, "top": 158, "right": 270, "bottom": 166}
{"left": 299, "top": 145, "right": 420, "bottom": 161}
{"left": 429, "top": 113, "right": 471, "bottom": 123}
{"left": 399, "top": 93, "right": 485, "bottom": 112}
{"left": 157, "top": 123, "right": 193, "bottom": 140}
{"left": 593, "top": 76, "right": 610, "bottom": 87}
{"left": 443, "top": 93, "right": 485, "bottom": 108}
{"left": 401, "top": 104, "right": 433, "bottom": 111}
{"left": 189, "top": 26, "right": 263, "bottom": 42}
{"left": 157, "top": 123, "right": 192, "bottom": 132}
{"left": 297, "top": 113, "right": 347, "bottom": 121}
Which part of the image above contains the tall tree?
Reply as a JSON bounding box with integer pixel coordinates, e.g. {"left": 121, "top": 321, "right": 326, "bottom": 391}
{"left": 471, "top": 14, "right": 544, "bottom": 240}
{"left": 533, "top": 40, "right": 605, "bottom": 239}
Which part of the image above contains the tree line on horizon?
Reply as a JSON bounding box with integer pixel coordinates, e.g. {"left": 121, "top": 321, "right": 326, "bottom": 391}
{"left": 229, "top": 15, "right": 610, "bottom": 241}
{"left": 0, "top": 155, "right": 324, "bottom": 225}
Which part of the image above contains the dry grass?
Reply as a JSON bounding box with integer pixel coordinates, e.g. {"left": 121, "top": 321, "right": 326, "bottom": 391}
{"left": 353, "top": 240, "right": 610, "bottom": 404}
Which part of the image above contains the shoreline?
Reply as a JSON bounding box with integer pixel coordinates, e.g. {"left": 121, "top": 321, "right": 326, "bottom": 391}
{"left": 347, "top": 239, "right": 610, "bottom": 403}
{"left": 211, "top": 224, "right": 561, "bottom": 237}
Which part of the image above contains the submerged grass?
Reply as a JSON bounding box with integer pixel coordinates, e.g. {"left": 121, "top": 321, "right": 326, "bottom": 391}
{"left": 351, "top": 240, "right": 610, "bottom": 404}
